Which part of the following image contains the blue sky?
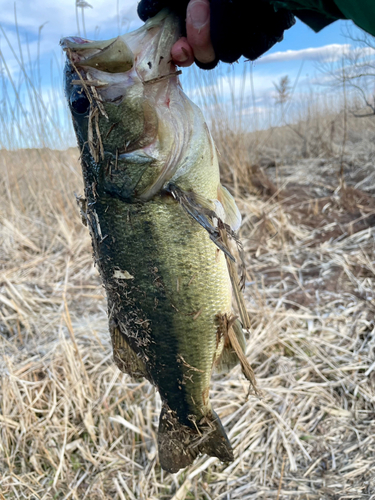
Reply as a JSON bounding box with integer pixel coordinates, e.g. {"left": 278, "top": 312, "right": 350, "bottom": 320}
{"left": 0, "top": 0, "right": 369, "bottom": 147}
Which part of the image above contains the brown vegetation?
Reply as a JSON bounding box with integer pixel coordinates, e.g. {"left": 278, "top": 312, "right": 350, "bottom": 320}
{"left": 1, "top": 111, "right": 374, "bottom": 499}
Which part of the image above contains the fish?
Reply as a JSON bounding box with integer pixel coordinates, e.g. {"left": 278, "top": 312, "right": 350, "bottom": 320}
{"left": 61, "top": 9, "right": 255, "bottom": 473}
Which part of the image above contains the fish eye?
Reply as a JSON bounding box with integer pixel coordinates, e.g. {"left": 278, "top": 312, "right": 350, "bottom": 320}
{"left": 70, "top": 90, "right": 90, "bottom": 114}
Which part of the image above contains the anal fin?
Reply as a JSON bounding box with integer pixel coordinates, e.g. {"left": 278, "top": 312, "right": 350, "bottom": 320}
{"left": 228, "top": 319, "right": 257, "bottom": 390}
{"left": 215, "top": 317, "right": 246, "bottom": 374}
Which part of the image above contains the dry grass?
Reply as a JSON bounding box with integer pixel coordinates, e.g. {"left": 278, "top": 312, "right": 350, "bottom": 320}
{"left": 1, "top": 121, "right": 375, "bottom": 499}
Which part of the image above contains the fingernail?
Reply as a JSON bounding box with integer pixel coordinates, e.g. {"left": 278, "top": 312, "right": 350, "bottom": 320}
{"left": 178, "top": 47, "right": 189, "bottom": 63}
{"left": 189, "top": 1, "right": 209, "bottom": 29}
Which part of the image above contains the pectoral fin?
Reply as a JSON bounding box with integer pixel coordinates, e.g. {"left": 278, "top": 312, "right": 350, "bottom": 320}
{"left": 166, "top": 183, "right": 236, "bottom": 262}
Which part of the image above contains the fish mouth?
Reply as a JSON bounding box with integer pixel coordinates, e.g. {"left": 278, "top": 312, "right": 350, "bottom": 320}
{"left": 62, "top": 10, "right": 184, "bottom": 201}
{"left": 128, "top": 9, "right": 181, "bottom": 82}
{"left": 60, "top": 9, "right": 181, "bottom": 83}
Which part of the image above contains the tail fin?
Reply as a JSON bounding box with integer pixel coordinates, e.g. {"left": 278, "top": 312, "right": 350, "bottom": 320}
{"left": 197, "top": 409, "right": 234, "bottom": 463}
{"left": 158, "top": 404, "right": 233, "bottom": 473}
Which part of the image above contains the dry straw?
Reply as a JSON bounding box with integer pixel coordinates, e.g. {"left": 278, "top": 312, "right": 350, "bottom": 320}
{"left": 1, "top": 109, "right": 375, "bottom": 498}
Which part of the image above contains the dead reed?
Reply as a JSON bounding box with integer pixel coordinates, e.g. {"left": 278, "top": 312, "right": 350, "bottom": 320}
{"left": 1, "top": 115, "right": 374, "bottom": 498}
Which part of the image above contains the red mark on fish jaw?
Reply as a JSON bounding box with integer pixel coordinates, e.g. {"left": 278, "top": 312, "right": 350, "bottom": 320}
{"left": 166, "top": 97, "right": 170, "bottom": 107}
{"left": 65, "top": 36, "right": 90, "bottom": 45}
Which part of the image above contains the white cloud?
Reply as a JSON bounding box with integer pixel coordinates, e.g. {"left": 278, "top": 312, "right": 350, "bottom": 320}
{"left": 257, "top": 43, "right": 352, "bottom": 64}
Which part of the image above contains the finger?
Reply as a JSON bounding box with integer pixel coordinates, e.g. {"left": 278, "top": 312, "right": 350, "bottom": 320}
{"left": 171, "top": 37, "right": 195, "bottom": 67}
{"left": 186, "top": 0, "right": 215, "bottom": 64}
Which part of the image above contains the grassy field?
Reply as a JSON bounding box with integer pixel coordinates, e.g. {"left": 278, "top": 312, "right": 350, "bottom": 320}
{"left": 1, "top": 109, "right": 375, "bottom": 499}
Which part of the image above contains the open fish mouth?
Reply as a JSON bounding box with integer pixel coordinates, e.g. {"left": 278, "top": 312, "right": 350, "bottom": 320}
{"left": 60, "top": 9, "right": 181, "bottom": 86}
{"left": 61, "top": 9, "right": 183, "bottom": 187}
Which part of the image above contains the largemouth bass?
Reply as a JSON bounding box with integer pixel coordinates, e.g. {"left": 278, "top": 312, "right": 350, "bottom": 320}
{"left": 61, "top": 10, "right": 254, "bottom": 473}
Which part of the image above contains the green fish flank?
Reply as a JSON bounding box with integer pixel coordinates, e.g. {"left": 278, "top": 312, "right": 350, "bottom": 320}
{"left": 62, "top": 9, "right": 247, "bottom": 473}
{"left": 93, "top": 193, "right": 231, "bottom": 422}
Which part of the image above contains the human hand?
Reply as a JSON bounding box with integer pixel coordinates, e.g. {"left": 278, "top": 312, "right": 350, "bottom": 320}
{"left": 137, "top": 0, "right": 296, "bottom": 70}
{"left": 170, "top": 0, "right": 215, "bottom": 68}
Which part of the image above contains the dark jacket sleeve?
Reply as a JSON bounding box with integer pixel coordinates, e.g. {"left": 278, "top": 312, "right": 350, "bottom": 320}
{"left": 271, "top": 0, "right": 375, "bottom": 36}
{"left": 208, "top": 0, "right": 295, "bottom": 66}
{"left": 137, "top": 0, "right": 375, "bottom": 70}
